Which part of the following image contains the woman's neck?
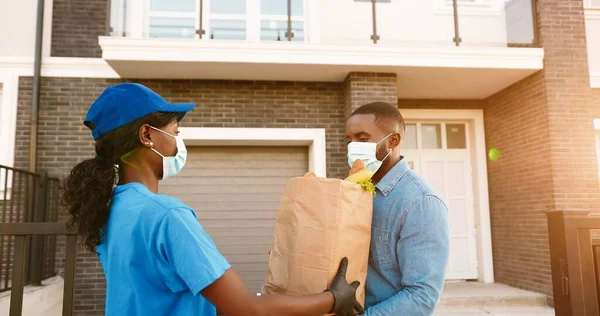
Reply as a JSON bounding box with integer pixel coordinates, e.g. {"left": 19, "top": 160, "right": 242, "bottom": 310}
{"left": 119, "top": 162, "right": 160, "bottom": 193}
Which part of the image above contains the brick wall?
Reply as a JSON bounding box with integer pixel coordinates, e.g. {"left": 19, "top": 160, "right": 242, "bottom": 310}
{"left": 344, "top": 73, "right": 398, "bottom": 119}
{"left": 16, "top": 77, "right": 350, "bottom": 314}
{"left": 51, "top": 0, "right": 107, "bottom": 58}
{"left": 483, "top": 71, "right": 555, "bottom": 296}
{"left": 593, "top": 89, "right": 600, "bottom": 118}
{"left": 480, "top": 0, "right": 600, "bottom": 298}
{"left": 537, "top": 0, "right": 599, "bottom": 212}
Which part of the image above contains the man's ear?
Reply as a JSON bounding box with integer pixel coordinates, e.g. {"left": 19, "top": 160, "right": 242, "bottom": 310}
{"left": 389, "top": 132, "right": 401, "bottom": 148}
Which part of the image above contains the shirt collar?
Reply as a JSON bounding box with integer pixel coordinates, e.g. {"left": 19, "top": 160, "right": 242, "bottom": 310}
{"left": 375, "top": 158, "right": 409, "bottom": 197}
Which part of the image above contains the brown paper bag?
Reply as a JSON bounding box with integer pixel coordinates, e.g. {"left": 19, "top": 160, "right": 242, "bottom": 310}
{"left": 262, "top": 173, "right": 373, "bottom": 310}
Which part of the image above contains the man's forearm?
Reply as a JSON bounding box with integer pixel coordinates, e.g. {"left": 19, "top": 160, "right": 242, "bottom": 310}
{"left": 364, "top": 285, "right": 439, "bottom": 316}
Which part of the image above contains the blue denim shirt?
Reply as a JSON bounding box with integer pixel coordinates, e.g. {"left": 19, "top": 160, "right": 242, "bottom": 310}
{"left": 364, "top": 158, "right": 450, "bottom": 316}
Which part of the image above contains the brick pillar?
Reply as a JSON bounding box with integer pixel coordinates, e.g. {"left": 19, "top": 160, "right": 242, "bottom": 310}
{"left": 343, "top": 72, "right": 398, "bottom": 121}
{"left": 537, "top": 0, "right": 599, "bottom": 211}
{"left": 484, "top": 0, "right": 599, "bottom": 298}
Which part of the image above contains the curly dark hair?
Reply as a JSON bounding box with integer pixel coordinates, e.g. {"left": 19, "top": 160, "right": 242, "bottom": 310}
{"left": 61, "top": 111, "right": 180, "bottom": 253}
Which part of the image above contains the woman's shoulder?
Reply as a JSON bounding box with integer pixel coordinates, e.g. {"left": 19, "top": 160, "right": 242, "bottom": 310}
{"left": 114, "top": 182, "right": 192, "bottom": 214}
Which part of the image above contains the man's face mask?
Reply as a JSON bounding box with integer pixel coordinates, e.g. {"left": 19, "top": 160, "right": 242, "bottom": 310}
{"left": 149, "top": 126, "right": 187, "bottom": 180}
{"left": 347, "top": 133, "right": 393, "bottom": 173}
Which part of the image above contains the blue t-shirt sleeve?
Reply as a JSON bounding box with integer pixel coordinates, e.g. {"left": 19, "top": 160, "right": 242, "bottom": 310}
{"left": 156, "top": 207, "right": 231, "bottom": 295}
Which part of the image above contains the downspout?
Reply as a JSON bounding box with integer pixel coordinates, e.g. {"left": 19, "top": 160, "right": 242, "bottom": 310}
{"left": 29, "top": 0, "right": 45, "bottom": 173}
{"left": 27, "top": 0, "right": 45, "bottom": 286}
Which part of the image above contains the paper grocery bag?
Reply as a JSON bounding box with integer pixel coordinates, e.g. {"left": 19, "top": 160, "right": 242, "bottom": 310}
{"left": 262, "top": 173, "right": 373, "bottom": 309}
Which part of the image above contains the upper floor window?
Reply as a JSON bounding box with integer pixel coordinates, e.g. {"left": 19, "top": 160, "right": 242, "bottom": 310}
{"left": 260, "top": 0, "right": 304, "bottom": 41}
{"left": 584, "top": 0, "right": 600, "bottom": 8}
{"left": 147, "top": 0, "right": 306, "bottom": 41}
{"left": 149, "top": 0, "right": 197, "bottom": 38}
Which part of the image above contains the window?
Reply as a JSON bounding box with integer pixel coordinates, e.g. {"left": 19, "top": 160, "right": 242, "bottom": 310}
{"left": 585, "top": 0, "right": 600, "bottom": 8}
{"left": 260, "top": 0, "right": 304, "bottom": 41}
{"left": 146, "top": 0, "right": 307, "bottom": 41}
{"left": 446, "top": 124, "right": 467, "bottom": 149}
{"left": 401, "top": 122, "right": 469, "bottom": 150}
{"left": 402, "top": 124, "right": 418, "bottom": 150}
{"left": 148, "top": 0, "right": 197, "bottom": 38}
{"left": 209, "top": 0, "right": 247, "bottom": 40}
{"left": 422, "top": 124, "right": 442, "bottom": 149}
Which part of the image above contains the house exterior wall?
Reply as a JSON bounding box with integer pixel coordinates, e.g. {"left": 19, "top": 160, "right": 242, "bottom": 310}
{"left": 15, "top": 75, "right": 396, "bottom": 314}
{"left": 50, "top": 0, "right": 107, "bottom": 58}
{"left": 3, "top": 0, "right": 598, "bottom": 313}
{"left": 480, "top": 0, "right": 599, "bottom": 298}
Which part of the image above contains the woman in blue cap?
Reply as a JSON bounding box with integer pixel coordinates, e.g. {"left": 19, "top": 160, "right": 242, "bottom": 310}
{"left": 61, "top": 83, "right": 363, "bottom": 316}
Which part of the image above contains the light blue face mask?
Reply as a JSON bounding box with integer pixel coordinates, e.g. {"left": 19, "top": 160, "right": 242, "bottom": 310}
{"left": 347, "top": 133, "right": 393, "bottom": 173}
{"left": 149, "top": 126, "right": 187, "bottom": 180}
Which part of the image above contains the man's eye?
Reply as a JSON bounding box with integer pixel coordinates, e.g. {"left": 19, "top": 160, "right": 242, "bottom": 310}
{"left": 359, "top": 138, "right": 369, "bottom": 142}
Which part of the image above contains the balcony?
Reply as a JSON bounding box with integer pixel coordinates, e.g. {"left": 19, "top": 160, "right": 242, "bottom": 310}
{"left": 99, "top": 0, "right": 544, "bottom": 99}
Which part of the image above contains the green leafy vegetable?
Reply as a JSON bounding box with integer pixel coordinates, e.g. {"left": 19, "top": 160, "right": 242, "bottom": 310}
{"left": 358, "top": 180, "right": 376, "bottom": 196}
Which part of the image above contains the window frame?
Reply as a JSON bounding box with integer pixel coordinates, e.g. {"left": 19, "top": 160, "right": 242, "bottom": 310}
{"left": 584, "top": 0, "right": 600, "bottom": 8}
{"left": 143, "top": 0, "right": 309, "bottom": 41}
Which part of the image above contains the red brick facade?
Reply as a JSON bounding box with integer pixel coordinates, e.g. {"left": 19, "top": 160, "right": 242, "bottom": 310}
{"left": 484, "top": 0, "right": 599, "bottom": 297}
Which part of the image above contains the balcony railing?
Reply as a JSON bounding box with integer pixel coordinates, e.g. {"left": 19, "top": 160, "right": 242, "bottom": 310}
{"left": 0, "top": 165, "right": 61, "bottom": 293}
{"left": 106, "top": 0, "right": 539, "bottom": 48}
{"left": 0, "top": 223, "right": 77, "bottom": 316}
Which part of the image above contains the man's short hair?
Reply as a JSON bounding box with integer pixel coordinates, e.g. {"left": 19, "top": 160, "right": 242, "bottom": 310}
{"left": 351, "top": 102, "right": 406, "bottom": 136}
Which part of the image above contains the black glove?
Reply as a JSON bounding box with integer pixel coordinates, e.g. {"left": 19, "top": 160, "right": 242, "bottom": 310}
{"left": 326, "top": 257, "right": 364, "bottom": 316}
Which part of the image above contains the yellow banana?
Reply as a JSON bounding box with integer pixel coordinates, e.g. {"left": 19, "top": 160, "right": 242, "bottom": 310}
{"left": 344, "top": 169, "right": 374, "bottom": 184}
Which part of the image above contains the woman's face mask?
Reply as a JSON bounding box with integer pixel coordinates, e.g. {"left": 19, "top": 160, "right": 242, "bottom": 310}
{"left": 149, "top": 126, "right": 187, "bottom": 180}
{"left": 347, "top": 133, "right": 393, "bottom": 173}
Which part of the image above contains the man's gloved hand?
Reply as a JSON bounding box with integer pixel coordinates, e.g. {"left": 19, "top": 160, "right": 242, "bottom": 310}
{"left": 326, "top": 257, "right": 364, "bottom": 316}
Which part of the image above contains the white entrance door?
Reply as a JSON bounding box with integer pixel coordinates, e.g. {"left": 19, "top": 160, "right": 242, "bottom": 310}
{"left": 402, "top": 122, "right": 478, "bottom": 280}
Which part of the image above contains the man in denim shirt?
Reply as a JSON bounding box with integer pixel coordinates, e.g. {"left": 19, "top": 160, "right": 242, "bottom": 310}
{"left": 346, "top": 102, "right": 450, "bottom": 316}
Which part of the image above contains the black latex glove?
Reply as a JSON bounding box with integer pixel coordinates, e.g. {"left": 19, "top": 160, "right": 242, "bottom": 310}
{"left": 326, "top": 257, "right": 364, "bottom": 316}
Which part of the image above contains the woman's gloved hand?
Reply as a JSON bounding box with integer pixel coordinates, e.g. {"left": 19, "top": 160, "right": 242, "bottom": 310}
{"left": 326, "top": 257, "right": 364, "bottom": 316}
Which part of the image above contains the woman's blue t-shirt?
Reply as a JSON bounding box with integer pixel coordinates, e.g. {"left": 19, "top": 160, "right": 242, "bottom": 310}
{"left": 96, "top": 182, "right": 231, "bottom": 316}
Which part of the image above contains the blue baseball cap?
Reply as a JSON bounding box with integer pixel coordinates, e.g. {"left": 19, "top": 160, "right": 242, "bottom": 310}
{"left": 84, "top": 83, "right": 195, "bottom": 140}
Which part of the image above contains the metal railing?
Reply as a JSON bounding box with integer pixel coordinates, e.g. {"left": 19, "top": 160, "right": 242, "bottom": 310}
{"left": 0, "top": 165, "right": 61, "bottom": 293}
{"left": 0, "top": 223, "right": 76, "bottom": 316}
{"left": 107, "top": 0, "right": 540, "bottom": 48}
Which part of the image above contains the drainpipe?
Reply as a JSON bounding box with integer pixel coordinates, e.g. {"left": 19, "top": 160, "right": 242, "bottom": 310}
{"left": 28, "top": 0, "right": 45, "bottom": 286}
{"left": 29, "top": 0, "right": 44, "bottom": 173}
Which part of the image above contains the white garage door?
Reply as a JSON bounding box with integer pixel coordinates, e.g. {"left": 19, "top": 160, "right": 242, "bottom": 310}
{"left": 159, "top": 146, "right": 309, "bottom": 292}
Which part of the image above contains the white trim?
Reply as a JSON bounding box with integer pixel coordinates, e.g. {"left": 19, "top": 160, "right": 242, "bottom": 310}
{"left": 586, "top": 9, "right": 600, "bottom": 18}
{"left": 584, "top": 1, "right": 600, "bottom": 9}
{"left": 99, "top": 37, "right": 544, "bottom": 70}
{"left": 148, "top": 12, "right": 196, "bottom": 18}
{"left": 399, "top": 109, "right": 494, "bottom": 283}
{"left": 127, "top": 0, "right": 146, "bottom": 38}
{"left": 594, "top": 118, "right": 600, "bottom": 130}
{"left": 179, "top": 127, "right": 327, "bottom": 177}
{"left": 43, "top": 0, "right": 54, "bottom": 57}
{"left": 592, "top": 72, "right": 600, "bottom": 88}
{"left": 307, "top": 0, "right": 319, "bottom": 43}
{"left": 435, "top": 0, "right": 502, "bottom": 16}
{"left": 0, "top": 57, "right": 120, "bottom": 78}
{"left": 0, "top": 75, "right": 19, "bottom": 196}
